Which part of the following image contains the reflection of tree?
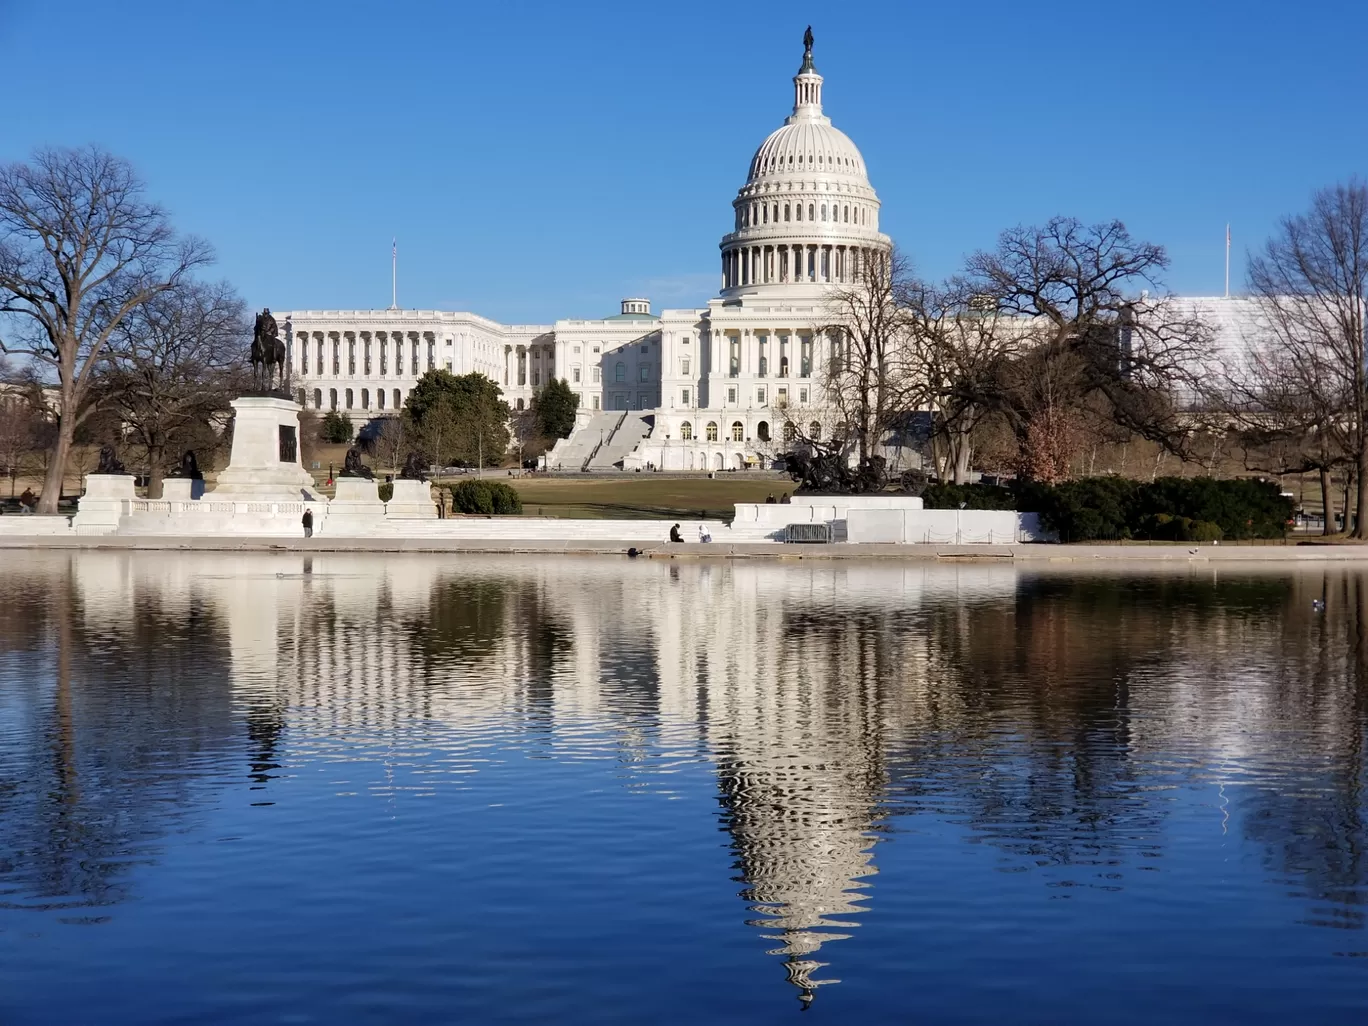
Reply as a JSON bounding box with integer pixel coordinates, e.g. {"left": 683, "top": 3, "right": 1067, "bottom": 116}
{"left": 0, "top": 556, "right": 235, "bottom": 909}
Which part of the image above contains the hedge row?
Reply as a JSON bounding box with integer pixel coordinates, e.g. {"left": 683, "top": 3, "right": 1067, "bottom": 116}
{"left": 922, "top": 476, "right": 1293, "bottom": 542}
{"left": 449, "top": 479, "right": 523, "bottom": 515}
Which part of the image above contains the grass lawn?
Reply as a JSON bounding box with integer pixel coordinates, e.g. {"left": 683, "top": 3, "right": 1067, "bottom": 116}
{"left": 508, "top": 475, "right": 791, "bottom": 519}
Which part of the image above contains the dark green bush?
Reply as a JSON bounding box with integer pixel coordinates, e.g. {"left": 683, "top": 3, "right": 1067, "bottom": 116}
{"left": 450, "top": 479, "right": 522, "bottom": 515}
{"left": 378, "top": 482, "right": 394, "bottom": 502}
{"left": 921, "top": 482, "right": 1016, "bottom": 510}
{"left": 918, "top": 475, "right": 1289, "bottom": 542}
{"left": 321, "top": 410, "right": 353, "bottom": 443}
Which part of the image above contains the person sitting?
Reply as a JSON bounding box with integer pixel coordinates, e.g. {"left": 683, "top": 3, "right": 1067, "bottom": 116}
{"left": 765, "top": 493, "right": 777, "bottom": 504}
{"left": 669, "top": 523, "right": 684, "bottom": 543}
{"left": 698, "top": 524, "right": 712, "bottom": 543}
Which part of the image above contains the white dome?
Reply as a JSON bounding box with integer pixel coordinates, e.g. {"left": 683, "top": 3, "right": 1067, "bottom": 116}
{"left": 718, "top": 30, "right": 891, "bottom": 300}
{"left": 748, "top": 121, "right": 868, "bottom": 184}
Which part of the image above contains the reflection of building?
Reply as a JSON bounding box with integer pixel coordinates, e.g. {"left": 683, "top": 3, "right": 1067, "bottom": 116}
{"left": 16, "top": 553, "right": 1368, "bottom": 1008}
{"left": 279, "top": 31, "right": 893, "bottom": 471}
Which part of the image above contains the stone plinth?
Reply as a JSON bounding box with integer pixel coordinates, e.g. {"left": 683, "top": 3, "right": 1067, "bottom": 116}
{"left": 385, "top": 479, "right": 438, "bottom": 519}
{"left": 319, "top": 477, "right": 385, "bottom": 536}
{"left": 212, "top": 396, "right": 321, "bottom": 501}
{"left": 73, "top": 474, "right": 136, "bottom": 535}
{"left": 162, "top": 477, "right": 205, "bottom": 501}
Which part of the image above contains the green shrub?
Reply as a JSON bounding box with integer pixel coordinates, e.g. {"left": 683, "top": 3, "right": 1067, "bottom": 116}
{"left": 450, "top": 479, "right": 522, "bottom": 515}
{"left": 321, "top": 410, "right": 353, "bottom": 443}
{"left": 1003, "top": 474, "right": 1288, "bottom": 542}
{"left": 378, "top": 482, "right": 394, "bottom": 502}
{"left": 921, "top": 482, "right": 1016, "bottom": 510}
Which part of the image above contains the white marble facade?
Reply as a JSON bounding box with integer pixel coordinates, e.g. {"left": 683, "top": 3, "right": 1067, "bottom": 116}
{"left": 278, "top": 33, "right": 891, "bottom": 470}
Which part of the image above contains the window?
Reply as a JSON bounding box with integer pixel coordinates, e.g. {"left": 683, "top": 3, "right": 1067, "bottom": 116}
{"left": 757, "top": 334, "right": 767, "bottom": 377}
{"left": 731, "top": 421, "right": 744, "bottom": 442}
{"left": 348, "top": 340, "right": 356, "bottom": 375}
{"left": 313, "top": 388, "right": 322, "bottom": 409}
{"left": 680, "top": 421, "right": 693, "bottom": 441}
{"left": 592, "top": 345, "right": 600, "bottom": 354}
{"left": 531, "top": 369, "right": 540, "bottom": 386}
{"left": 729, "top": 338, "right": 739, "bottom": 377}
{"left": 757, "top": 421, "right": 770, "bottom": 442}
{"left": 329, "top": 388, "right": 338, "bottom": 410}
{"left": 393, "top": 388, "right": 401, "bottom": 409}
{"left": 345, "top": 388, "right": 354, "bottom": 409}
{"left": 821, "top": 204, "right": 827, "bottom": 221}
{"left": 681, "top": 335, "right": 690, "bottom": 345}
{"left": 800, "top": 387, "right": 809, "bottom": 404}
{"left": 639, "top": 364, "right": 650, "bottom": 382}
{"left": 592, "top": 395, "right": 600, "bottom": 410}
{"left": 377, "top": 389, "right": 385, "bottom": 410}
{"left": 784, "top": 422, "right": 796, "bottom": 442}
{"left": 573, "top": 345, "right": 581, "bottom": 354}
{"left": 800, "top": 337, "right": 812, "bottom": 378}
{"left": 808, "top": 204, "right": 814, "bottom": 221}
{"left": 361, "top": 388, "right": 370, "bottom": 410}
{"left": 681, "top": 358, "right": 691, "bottom": 375}
{"left": 427, "top": 342, "right": 435, "bottom": 371}
{"left": 364, "top": 341, "right": 372, "bottom": 375}
{"left": 515, "top": 398, "right": 525, "bottom": 411}
{"left": 795, "top": 204, "right": 802, "bottom": 222}
{"left": 640, "top": 344, "right": 649, "bottom": 353}
{"left": 592, "top": 366, "right": 601, "bottom": 383}
{"left": 784, "top": 203, "right": 791, "bottom": 222}
{"left": 762, "top": 204, "right": 768, "bottom": 224}
{"left": 681, "top": 387, "right": 691, "bottom": 406}
{"left": 844, "top": 205, "right": 849, "bottom": 222}
{"left": 573, "top": 366, "right": 582, "bottom": 383}
{"left": 809, "top": 421, "right": 821, "bottom": 440}
{"left": 757, "top": 387, "right": 767, "bottom": 405}
{"left": 706, "top": 421, "right": 719, "bottom": 442}
{"left": 727, "top": 386, "right": 737, "bottom": 404}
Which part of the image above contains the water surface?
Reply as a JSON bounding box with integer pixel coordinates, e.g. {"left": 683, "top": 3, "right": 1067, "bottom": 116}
{"left": 2, "top": 552, "right": 1366, "bottom": 1023}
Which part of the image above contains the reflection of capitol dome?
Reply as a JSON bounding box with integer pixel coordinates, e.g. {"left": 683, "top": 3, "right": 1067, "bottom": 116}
{"left": 720, "top": 28, "right": 892, "bottom": 300}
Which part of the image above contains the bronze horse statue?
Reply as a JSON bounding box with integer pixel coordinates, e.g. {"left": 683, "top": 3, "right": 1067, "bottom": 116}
{"left": 251, "top": 308, "right": 288, "bottom": 391}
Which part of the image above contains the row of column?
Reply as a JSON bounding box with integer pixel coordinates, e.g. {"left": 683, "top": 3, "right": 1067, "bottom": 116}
{"left": 295, "top": 330, "right": 436, "bottom": 378}
{"left": 705, "top": 329, "right": 829, "bottom": 381}
{"left": 721, "top": 243, "right": 882, "bottom": 290}
{"left": 504, "top": 343, "right": 555, "bottom": 389}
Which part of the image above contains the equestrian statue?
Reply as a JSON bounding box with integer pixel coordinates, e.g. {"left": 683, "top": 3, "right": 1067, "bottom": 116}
{"left": 250, "top": 308, "right": 288, "bottom": 393}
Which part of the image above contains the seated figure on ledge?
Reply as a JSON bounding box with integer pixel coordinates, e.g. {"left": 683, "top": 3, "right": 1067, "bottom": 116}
{"left": 398, "top": 451, "right": 430, "bottom": 482}
{"left": 169, "top": 450, "right": 203, "bottom": 480}
{"left": 96, "top": 444, "right": 126, "bottom": 476}
{"left": 340, "top": 446, "right": 374, "bottom": 480}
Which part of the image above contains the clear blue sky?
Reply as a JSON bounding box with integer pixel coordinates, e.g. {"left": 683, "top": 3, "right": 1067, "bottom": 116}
{"left": 2, "top": 0, "right": 1363, "bottom": 323}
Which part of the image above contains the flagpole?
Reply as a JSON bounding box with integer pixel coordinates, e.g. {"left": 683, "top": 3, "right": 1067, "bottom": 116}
{"left": 391, "top": 238, "right": 398, "bottom": 310}
{"left": 1224, "top": 224, "right": 1230, "bottom": 299}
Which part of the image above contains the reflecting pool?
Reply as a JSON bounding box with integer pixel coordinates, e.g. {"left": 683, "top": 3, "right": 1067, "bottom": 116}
{"left": 2, "top": 551, "right": 1367, "bottom": 1023}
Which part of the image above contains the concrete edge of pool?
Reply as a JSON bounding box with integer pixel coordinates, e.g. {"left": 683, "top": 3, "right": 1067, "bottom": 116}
{"left": 3, "top": 535, "right": 1368, "bottom": 562}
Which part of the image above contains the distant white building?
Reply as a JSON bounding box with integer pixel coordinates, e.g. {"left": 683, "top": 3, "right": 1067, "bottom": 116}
{"left": 278, "top": 31, "right": 892, "bottom": 471}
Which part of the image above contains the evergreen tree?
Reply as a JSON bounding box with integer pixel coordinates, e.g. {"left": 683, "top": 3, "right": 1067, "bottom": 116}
{"left": 532, "top": 378, "right": 579, "bottom": 439}
{"left": 402, "top": 370, "right": 510, "bottom": 468}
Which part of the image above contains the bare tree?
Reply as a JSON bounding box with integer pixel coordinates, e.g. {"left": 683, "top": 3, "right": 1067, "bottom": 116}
{"left": 965, "top": 217, "right": 1210, "bottom": 477}
{"left": 373, "top": 416, "right": 408, "bottom": 474}
{"left": 98, "top": 280, "right": 248, "bottom": 498}
{"left": 0, "top": 146, "right": 211, "bottom": 510}
{"left": 781, "top": 249, "right": 918, "bottom": 491}
{"left": 903, "top": 280, "right": 1023, "bottom": 483}
{"left": 1246, "top": 180, "right": 1368, "bottom": 537}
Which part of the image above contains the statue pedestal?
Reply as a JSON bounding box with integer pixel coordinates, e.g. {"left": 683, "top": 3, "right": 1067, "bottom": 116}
{"left": 212, "top": 396, "right": 321, "bottom": 501}
{"left": 319, "top": 477, "right": 386, "bottom": 536}
{"left": 73, "top": 474, "right": 136, "bottom": 535}
{"left": 385, "top": 479, "right": 438, "bottom": 519}
{"left": 162, "top": 478, "right": 205, "bottom": 501}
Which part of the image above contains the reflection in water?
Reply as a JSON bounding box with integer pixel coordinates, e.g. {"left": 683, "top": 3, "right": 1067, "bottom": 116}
{"left": 1, "top": 553, "right": 1367, "bottom": 1019}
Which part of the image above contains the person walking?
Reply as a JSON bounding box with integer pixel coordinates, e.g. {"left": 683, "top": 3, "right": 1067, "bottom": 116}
{"left": 302, "top": 508, "right": 314, "bottom": 538}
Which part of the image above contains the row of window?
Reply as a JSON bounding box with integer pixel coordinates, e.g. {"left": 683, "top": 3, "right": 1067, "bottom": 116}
{"left": 676, "top": 420, "right": 820, "bottom": 443}
{"left": 571, "top": 362, "right": 653, "bottom": 385}
{"left": 756, "top": 150, "right": 856, "bottom": 174}
{"left": 312, "top": 387, "right": 405, "bottom": 412}
{"left": 737, "top": 200, "right": 870, "bottom": 230}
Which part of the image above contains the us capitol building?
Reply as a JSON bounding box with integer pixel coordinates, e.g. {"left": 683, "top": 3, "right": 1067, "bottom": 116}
{"left": 278, "top": 30, "right": 891, "bottom": 471}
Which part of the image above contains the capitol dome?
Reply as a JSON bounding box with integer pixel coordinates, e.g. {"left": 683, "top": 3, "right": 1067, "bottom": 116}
{"left": 719, "top": 29, "right": 891, "bottom": 300}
